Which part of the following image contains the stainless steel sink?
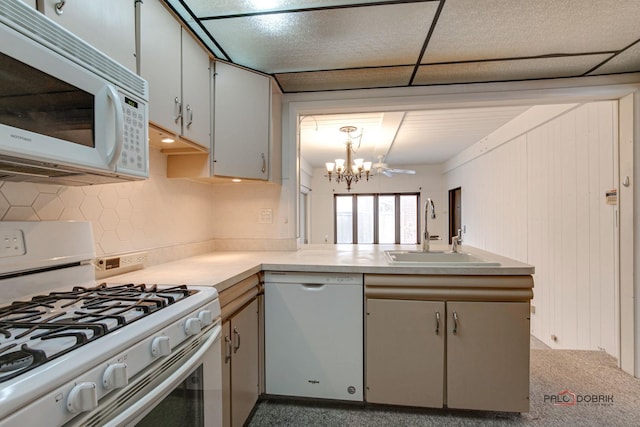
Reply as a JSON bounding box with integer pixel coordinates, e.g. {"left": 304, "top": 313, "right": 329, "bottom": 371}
{"left": 384, "top": 250, "right": 501, "bottom": 266}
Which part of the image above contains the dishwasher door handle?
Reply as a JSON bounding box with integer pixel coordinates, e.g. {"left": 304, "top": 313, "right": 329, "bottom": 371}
{"left": 300, "top": 283, "right": 326, "bottom": 290}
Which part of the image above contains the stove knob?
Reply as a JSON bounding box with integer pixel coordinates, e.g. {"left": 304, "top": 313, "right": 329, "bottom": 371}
{"left": 198, "top": 310, "right": 214, "bottom": 326}
{"left": 67, "top": 382, "right": 98, "bottom": 413}
{"left": 185, "top": 318, "right": 202, "bottom": 335}
{"left": 151, "top": 336, "right": 171, "bottom": 357}
{"left": 103, "top": 363, "right": 128, "bottom": 390}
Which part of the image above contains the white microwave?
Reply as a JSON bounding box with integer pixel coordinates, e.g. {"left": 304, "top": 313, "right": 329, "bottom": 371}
{"left": 0, "top": 0, "right": 149, "bottom": 185}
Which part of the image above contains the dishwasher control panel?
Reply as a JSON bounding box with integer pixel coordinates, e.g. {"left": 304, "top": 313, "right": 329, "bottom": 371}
{"left": 263, "top": 271, "right": 363, "bottom": 285}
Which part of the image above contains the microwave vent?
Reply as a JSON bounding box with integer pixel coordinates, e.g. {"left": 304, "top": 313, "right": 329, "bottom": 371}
{"left": 0, "top": 155, "right": 140, "bottom": 186}
{"left": 0, "top": 1, "right": 147, "bottom": 100}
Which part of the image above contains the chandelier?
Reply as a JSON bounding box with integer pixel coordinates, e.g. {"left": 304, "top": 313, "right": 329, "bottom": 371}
{"left": 325, "top": 126, "right": 372, "bottom": 192}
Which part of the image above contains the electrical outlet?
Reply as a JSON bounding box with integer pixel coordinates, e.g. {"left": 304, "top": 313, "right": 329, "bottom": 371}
{"left": 530, "top": 305, "right": 536, "bottom": 314}
{"left": 96, "top": 251, "right": 148, "bottom": 270}
{"left": 0, "top": 230, "right": 26, "bottom": 258}
{"left": 119, "top": 252, "right": 148, "bottom": 267}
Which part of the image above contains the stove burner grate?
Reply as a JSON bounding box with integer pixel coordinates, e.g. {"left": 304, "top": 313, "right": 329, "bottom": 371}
{"left": 0, "top": 283, "right": 197, "bottom": 382}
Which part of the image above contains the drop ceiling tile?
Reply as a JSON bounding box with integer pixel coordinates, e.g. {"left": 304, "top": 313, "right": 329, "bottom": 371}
{"left": 185, "top": 0, "right": 390, "bottom": 17}
{"left": 413, "top": 55, "right": 612, "bottom": 85}
{"left": 277, "top": 66, "right": 414, "bottom": 92}
{"left": 588, "top": 42, "right": 640, "bottom": 75}
{"left": 424, "top": 0, "right": 640, "bottom": 64}
{"left": 200, "top": 3, "right": 438, "bottom": 73}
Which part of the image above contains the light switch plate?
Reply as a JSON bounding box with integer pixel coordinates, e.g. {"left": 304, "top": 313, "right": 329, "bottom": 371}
{"left": 259, "top": 208, "right": 273, "bottom": 224}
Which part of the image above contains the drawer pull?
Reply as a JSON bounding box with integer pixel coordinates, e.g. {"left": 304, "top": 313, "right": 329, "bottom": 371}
{"left": 435, "top": 311, "right": 441, "bottom": 335}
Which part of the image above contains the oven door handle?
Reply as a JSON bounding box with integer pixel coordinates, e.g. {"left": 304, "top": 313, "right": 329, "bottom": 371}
{"left": 104, "top": 324, "right": 221, "bottom": 427}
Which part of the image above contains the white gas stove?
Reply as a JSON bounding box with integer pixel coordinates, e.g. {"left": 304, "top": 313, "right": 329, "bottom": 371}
{"left": 0, "top": 221, "right": 222, "bottom": 427}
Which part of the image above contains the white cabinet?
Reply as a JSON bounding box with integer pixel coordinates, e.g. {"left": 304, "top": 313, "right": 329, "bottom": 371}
{"left": 167, "top": 64, "right": 281, "bottom": 181}
{"left": 213, "top": 62, "right": 270, "bottom": 180}
{"left": 40, "top": 0, "right": 136, "bottom": 72}
{"left": 140, "top": 0, "right": 211, "bottom": 150}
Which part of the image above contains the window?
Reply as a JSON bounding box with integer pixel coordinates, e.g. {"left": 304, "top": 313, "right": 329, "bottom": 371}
{"left": 334, "top": 193, "right": 420, "bottom": 244}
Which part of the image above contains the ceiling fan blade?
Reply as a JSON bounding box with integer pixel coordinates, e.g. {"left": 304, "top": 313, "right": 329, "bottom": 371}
{"left": 381, "top": 170, "right": 394, "bottom": 177}
{"left": 386, "top": 168, "right": 416, "bottom": 175}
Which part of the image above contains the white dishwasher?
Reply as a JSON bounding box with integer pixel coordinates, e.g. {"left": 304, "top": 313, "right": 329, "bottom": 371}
{"left": 264, "top": 271, "right": 363, "bottom": 401}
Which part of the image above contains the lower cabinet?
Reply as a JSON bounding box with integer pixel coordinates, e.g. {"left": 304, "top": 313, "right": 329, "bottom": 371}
{"left": 366, "top": 298, "right": 530, "bottom": 412}
{"left": 366, "top": 299, "right": 444, "bottom": 407}
{"left": 221, "top": 298, "right": 259, "bottom": 427}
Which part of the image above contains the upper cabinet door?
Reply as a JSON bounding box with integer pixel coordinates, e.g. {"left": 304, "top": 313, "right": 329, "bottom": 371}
{"left": 139, "top": 0, "right": 181, "bottom": 135}
{"left": 41, "top": 0, "right": 136, "bottom": 72}
{"left": 213, "top": 62, "right": 270, "bottom": 180}
{"left": 181, "top": 29, "right": 211, "bottom": 149}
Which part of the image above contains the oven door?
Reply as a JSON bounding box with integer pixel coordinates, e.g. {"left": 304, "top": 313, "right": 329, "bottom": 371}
{"left": 71, "top": 323, "right": 222, "bottom": 427}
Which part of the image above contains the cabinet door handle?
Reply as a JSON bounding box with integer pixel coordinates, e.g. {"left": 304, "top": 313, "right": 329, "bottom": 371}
{"left": 174, "top": 97, "right": 182, "bottom": 123}
{"left": 186, "top": 105, "right": 193, "bottom": 128}
{"left": 435, "top": 311, "right": 441, "bottom": 335}
{"left": 452, "top": 311, "right": 459, "bottom": 335}
{"left": 233, "top": 327, "right": 241, "bottom": 353}
{"left": 224, "top": 335, "right": 232, "bottom": 363}
{"left": 260, "top": 153, "right": 266, "bottom": 173}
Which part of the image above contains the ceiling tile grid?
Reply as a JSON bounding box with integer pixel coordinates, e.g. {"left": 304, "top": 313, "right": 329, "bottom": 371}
{"left": 276, "top": 66, "right": 415, "bottom": 92}
{"left": 197, "top": 2, "right": 439, "bottom": 74}
{"left": 166, "top": 0, "right": 640, "bottom": 91}
{"left": 413, "top": 54, "right": 613, "bottom": 86}
{"left": 422, "top": 0, "right": 640, "bottom": 64}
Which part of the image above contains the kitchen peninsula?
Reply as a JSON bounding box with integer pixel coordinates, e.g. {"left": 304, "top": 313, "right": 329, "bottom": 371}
{"left": 109, "top": 243, "right": 533, "bottom": 291}
{"left": 109, "top": 243, "right": 533, "bottom": 424}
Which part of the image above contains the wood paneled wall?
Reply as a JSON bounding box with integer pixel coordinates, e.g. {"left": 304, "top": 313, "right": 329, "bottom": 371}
{"left": 446, "top": 102, "right": 618, "bottom": 356}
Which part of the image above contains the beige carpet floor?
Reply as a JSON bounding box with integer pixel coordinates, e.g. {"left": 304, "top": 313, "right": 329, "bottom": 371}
{"left": 249, "top": 348, "right": 640, "bottom": 426}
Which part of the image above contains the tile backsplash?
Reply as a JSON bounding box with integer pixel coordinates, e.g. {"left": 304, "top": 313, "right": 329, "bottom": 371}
{"left": 0, "top": 148, "right": 217, "bottom": 257}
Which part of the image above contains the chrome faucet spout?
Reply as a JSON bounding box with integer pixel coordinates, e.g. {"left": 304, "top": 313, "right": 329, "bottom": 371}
{"left": 422, "top": 198, "right": 436, "bottom": 252}
{"left": 451, "top": 228, "right": 463, "bottom": 253}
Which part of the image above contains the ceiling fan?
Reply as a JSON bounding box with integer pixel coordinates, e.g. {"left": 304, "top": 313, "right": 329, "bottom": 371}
{"left": 371, "top": 155, "right": 416, "bottom": 177}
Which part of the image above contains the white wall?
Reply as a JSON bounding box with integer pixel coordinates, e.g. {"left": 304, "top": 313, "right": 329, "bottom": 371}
{"left": 445, "top": 101, "right": 618, "bottom": 356}
{"left": 307, "top": 164, "right": 447, "bottom": 244}
{"left": 209, "top": 180, "right": 296, "bottom": 250}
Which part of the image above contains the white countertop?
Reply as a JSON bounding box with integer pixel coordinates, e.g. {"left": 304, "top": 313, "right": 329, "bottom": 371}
{"left": 107, "top": 244, "right": 534, "bottom": 293}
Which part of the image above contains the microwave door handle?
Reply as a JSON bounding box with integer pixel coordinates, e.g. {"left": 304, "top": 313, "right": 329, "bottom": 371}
{"left": 105, "top": 85, "right": 125, "bottom": 170}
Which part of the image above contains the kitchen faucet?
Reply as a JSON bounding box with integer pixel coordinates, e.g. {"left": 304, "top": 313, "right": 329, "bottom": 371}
{"left": 451, "top": 228, "right": 463, "bottom": 253}
{"left": 422, "top": 198, "right": 436, "bottom": 252}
